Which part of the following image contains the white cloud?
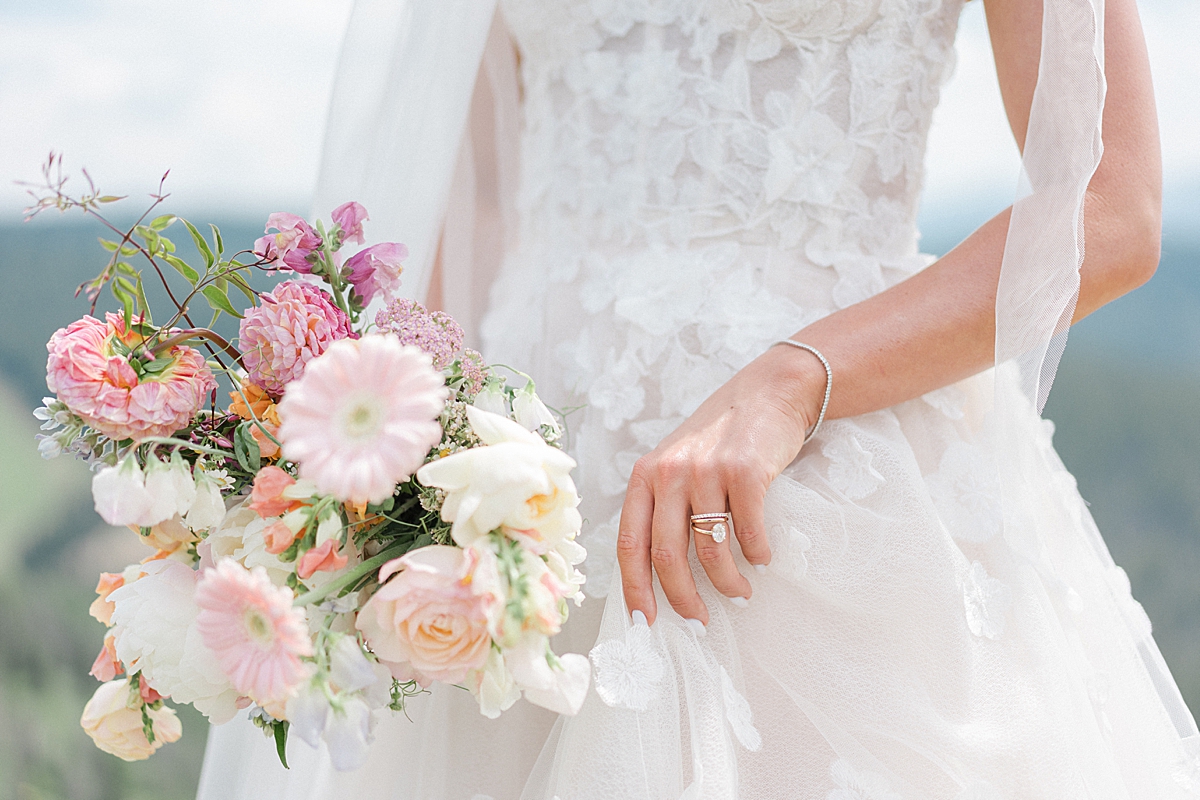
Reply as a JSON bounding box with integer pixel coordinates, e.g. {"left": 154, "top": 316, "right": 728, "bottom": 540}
{"left": 1, "top": 0, "right": 1194, "bottom": 222}
{"left": 0, "top": 0, "right": 353, "bottom": 218}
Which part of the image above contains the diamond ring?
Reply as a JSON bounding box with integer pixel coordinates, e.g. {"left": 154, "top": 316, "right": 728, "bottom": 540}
{"left": 690, "top": 512, "right": 733, "bottom": 544}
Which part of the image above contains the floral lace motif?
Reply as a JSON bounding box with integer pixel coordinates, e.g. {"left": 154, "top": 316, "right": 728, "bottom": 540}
{"left": 590, "top": 618, "right": 667, "bottom": 711}
{"left": 828, "top": 758, "right": 903, "bottom": 800}
{"left": 962, "top": 561, "right": 1011, "bottom": 640}
{"left": 718, "top": 665, "right": 762, "bottom": 751}
{"left": 821, "top": 426, "right": 886, "bottom": 499}
{"left": 926, "top": 441, "right": 1003, "bottom": 544}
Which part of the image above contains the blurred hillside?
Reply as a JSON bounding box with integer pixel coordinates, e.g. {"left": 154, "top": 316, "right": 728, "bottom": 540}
{"left": 0, "top": 217, "right": 1196, "bottom": 799}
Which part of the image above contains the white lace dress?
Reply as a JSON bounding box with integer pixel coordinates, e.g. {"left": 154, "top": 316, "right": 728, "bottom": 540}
{"left": 197, "top": 1, "right": 1200, "bottom": 798}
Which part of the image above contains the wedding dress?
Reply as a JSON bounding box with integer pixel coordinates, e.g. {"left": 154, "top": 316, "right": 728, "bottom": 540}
{"left": 197, "top": 0, "right": 1200, "bottom": 798}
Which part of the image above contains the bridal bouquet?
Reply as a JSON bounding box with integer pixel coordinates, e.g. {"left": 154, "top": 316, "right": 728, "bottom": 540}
{"left": 27, "top": 160, "right": 589, "bottom": 771}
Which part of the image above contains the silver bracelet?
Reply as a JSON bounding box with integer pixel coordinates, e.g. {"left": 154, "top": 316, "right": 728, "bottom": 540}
{"left": 770, "top": 339, "right": 832, "bottom": 444}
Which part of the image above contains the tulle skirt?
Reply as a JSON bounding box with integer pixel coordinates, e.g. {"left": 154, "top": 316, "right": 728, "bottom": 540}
{"left": 197, "top": 361, "right": 1200, "bottom": 799}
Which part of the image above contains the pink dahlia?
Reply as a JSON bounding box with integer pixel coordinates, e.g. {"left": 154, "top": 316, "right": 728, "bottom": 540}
{"left": 253, "top": 212, "right": 323, "bottom": 273}
{"left": 46, "top": 314, "right": 216, "bottom": 441}
{"left": 195, "top": 559, "right": 312, "bottom": 705}
{"left": 277, "top": 335, "right": 448, "bottom": 504}
{"left": 238, "top": 281, "right": 353, "bottom": 397}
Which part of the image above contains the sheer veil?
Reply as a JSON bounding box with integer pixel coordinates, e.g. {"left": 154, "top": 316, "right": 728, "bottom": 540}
{"left": 311, "top": 0, "right": 518, "bottom": 346}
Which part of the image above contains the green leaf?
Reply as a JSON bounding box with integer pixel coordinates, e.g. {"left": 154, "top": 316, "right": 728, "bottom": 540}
{"left": 273, "top": 721, "right": 290, "bottom": 770}
{"left": 227, "top": 271, "right": 258, "bottom": 304}
{"left": 150, "top": 214, "right": 177, "bottom": 231}
{"left": 97, "top": 195, "right": 124, "bottom": 203}
{"left": 202, "top": 284, "right": 241, "bottom": 319}
{"left": 112, "top": 279, "right": 135, "bottom": 328}
{"left": 141, "top": 357, "right": 173, "bottom": 374}
{"left": 99, "top": 238, "right": 119, "bottom": 252}
{"left": 134, "top": 276, "right": 153, "bottom": 325}
{"left": 412, "top": 532, "right": 434, "bottom": 549}
{"left": 164, "top": 255, "right": 200, "bottom": 285}
{"left": 209, "top": 223, "right": 224, "bottom": 256}
{"left": 183, "top": 219, "right": 215, "bottom": 269}
{"left": 233, "top": 422, "right": 262, "bottom": 473}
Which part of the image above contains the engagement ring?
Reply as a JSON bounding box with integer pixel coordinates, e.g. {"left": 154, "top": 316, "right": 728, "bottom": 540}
{"left": 690, "top": 512, "right": 733, "bottom": 544}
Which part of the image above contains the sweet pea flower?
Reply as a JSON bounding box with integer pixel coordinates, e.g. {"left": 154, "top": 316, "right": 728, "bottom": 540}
{"left": 512, "top": 382, "right": 561, "bottom": 436}
{"left": 343, "top": 242, "right": 407, "bottom": 304}
{"left": 468, "top": 648, "right": 521, "bottom": 719}
{"left": 90, "top": 634, "right": 122, "bottom": 682}
{"left": 248, "top": 465, "right": 304, "bottom": 517}
{"left": 331, "top": 201, "right": 369, "bottom": 247}
{"left": 296, "top": 539, "right": 349, "bottom": 579}
{"left": 254, "top": 212, "right": 323, "bottom": 273}
{"left": 80, "top": 679, "right": 182, "bottom": 761}
{"left": 416, "top": 407, "right": 582, "bottom": 551}
{"left": 89, "top": 572, "right": 126, "bottom": 626}
{"left": 502, "top": 635, "right": 591, "bottom": 717}
{"left": 356, "top": 546, "right": 493, "bottom": 685}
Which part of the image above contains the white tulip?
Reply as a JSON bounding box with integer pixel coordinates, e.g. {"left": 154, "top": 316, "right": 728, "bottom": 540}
{"left": 416, "top": 407, "right": 582, "bottom": 550}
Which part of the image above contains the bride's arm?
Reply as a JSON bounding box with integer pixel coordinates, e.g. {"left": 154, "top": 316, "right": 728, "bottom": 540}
{"left": 619, "top": 0, "right": 1161, "bottom": 625}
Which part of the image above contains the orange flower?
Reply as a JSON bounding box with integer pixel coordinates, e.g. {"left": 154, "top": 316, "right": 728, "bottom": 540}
{"left": 89, "top": 572, "right": 126, "bottom": 626}
{"left": 230, "top": 381, "right": 283, "bottom": 459}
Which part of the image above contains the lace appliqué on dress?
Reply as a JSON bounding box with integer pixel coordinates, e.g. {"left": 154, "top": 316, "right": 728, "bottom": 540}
{"left": 962, "top": 561, "right": 1012, "bottom": 640}
{"left": 590, "top": 618, "right": 666, "bottom": 711}
{"left": 927, "top": 441, "right": 1003, "bottom": 544}
{"left": 718, "top": 665, "right": 762, "bottom": 751}
{"left": 822, "top": 430, "right": 886, "bottom": 500}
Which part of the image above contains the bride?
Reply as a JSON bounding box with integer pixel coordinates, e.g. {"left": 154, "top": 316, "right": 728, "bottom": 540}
{"left": 198, "top": 0, "right": 1199, "bottom": 797}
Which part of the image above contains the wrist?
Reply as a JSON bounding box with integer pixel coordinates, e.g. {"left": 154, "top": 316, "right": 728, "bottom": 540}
{"left": 762, "top": 340, "right": 831, "bottom": 437}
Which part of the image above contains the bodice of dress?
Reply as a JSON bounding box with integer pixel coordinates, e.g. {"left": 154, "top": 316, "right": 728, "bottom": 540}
{"left": 499, "top": 0, "right": 964, "bottom": 296}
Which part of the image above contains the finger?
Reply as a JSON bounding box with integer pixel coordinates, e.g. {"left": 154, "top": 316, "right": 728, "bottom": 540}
{"left": 727, "top": 474, "right": 772, "bottom": 568}
{"left": 690, "top": 486, "right": 752, "bottom": 601}
{"left": 618, "top": 463, "right": 657, "bottom": 623}
{"left": 651, "top": 488, "right": 708, "bottom": 626}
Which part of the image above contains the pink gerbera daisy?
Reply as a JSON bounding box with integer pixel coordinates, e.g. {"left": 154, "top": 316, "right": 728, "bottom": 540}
{"left": 277, "top": 336, "right": 448, "bottom": 504}
{"left": 194, "top": 559, "right": 312, "bottom": 705}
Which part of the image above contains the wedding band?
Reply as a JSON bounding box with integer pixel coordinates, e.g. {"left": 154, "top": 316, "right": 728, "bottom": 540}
{"left": 690, "top": 512, "right": 733, "bottom": 544}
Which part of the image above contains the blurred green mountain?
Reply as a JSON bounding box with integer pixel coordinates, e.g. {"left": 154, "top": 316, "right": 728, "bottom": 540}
{"left": 0, "top": 217, "right": 1196, "bottom": 799}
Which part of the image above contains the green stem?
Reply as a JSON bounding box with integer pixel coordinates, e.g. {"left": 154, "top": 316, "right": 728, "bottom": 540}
{"left": 292, "top": 539, "right": 404, "bottom": 608}
{"left": 139, "top": 436, "right": 231, "bottom": 459}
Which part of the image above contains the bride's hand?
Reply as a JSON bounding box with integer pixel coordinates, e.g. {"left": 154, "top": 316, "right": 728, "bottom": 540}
{"left": 618, "top": 343, "right": 828, "bottom": 626}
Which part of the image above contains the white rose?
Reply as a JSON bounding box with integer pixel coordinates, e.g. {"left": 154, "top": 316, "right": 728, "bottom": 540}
{"left": 416, "top": 407, "right": 582, "bottom": 550}
{"left": 108, "top": 560, "right": 241, "bottom": 723}
{"left": 202, "top": 499, "right": 293, "bottom": 587}
{"left": 80, "top": 679, "right": 182, "bottom": 761}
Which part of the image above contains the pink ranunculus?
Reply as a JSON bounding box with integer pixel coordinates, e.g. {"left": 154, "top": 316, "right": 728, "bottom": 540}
{"left": 253, "top": 212, "right": 323, "bottom": 273}
{"left": 356, "top": 546, "right": 492, "bottom": 686}
{"left": 194, "top": 559, "right": 313, "bottom": 706}
{"left": 296, "top": 539, "right": 348, "bottom": 579}
{"left": 46, "top": 314, "right": 217, "bottom": 442}
{"left": 331, "top": 202, "right": 369, "bottom": 247}
{"left": 238, "top": 281, "right": 353, "bottom": 397}
{"left": 342, "top": 242, "right": 407, "bottom": 305}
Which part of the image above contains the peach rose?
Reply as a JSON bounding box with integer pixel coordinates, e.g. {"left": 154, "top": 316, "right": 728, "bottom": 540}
{"left": 80, "top": 679, "right": 182, "bottom": 761}
{"left": 356, "top": 546, "right": 492, "bottom": 685}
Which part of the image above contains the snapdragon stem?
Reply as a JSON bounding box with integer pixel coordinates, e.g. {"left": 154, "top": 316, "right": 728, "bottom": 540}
{"left": 292, "top": 538, "right": 403, "bottom": 608}
{"left": 139, "top": 436, "right": 230, "bottom": 459}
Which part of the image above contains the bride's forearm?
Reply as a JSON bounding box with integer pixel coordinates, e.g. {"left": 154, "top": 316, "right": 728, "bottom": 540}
{"left": 776, "top": 0, "right": 1161, "bottom": 427}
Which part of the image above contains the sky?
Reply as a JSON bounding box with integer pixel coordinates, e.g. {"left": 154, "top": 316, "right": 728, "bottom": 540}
{"left": 0, "top": 0, "right": 1196, "bottom": 228}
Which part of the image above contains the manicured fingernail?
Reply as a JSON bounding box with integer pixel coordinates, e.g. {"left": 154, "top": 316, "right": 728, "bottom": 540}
{"left": 631, "top": 610, "right": 648, "bottom": 627}
{"left": 684, "top": 618, "right": 707, "bottom": 637}
{"left": 753, "top": 564, "right": 767, "bottom": 575}
{"left": 729, "top": 596, "right": 749, "bottom": 608}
